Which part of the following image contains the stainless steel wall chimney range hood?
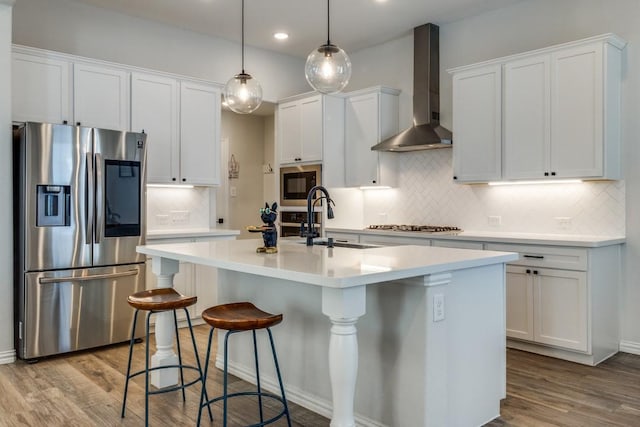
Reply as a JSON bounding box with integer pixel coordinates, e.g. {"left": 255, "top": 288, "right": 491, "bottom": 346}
{"left": 372, "top": 23, "right": 452, "bottom": 152}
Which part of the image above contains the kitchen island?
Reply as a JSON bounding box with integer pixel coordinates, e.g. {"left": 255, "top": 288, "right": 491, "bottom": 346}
{"left": 137, "top": 239, "right": 518, "bottom": 427}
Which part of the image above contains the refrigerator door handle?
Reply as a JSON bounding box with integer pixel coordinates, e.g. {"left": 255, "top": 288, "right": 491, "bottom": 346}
{"left": 86, "top": 152, "right": 94, "bottom": 245}
{"left": 95, "top": 152, "right": 104, "bottom": 244}
{"left": 38, "top": 269, "right": 139, "bottom": 284}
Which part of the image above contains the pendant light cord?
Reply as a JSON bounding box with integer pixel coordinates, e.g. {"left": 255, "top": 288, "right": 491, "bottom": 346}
{"left": 241, "top": 0, "right": 245, "bottom": 73}
{"left": 326, "top": 0, "right": 331, "bottom": 45}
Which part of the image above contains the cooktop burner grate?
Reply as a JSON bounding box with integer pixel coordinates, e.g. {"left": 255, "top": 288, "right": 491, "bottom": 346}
{"left": 367, "top": 224, "right": 462, "bottom": 233}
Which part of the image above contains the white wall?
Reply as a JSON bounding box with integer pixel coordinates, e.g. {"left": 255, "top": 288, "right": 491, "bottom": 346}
{"left": 11, "top": 0, "right": 308, "bottom": 101}
{"left": 0, "top": 0, "right": 14, "bottom": 363}
{"left": 343, "top": 0, "right": 640, "bottom": 347}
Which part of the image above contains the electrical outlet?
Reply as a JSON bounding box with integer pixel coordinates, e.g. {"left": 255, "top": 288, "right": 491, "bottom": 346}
{"left": 230, "top": 186, "right": 237, "bottom": 197}
{"left": 170, "top": 210, "right": 190, "bottom": 225}
{"left": 156, "top": 214, "right": 169, "bottom": 225}
{"left": 555, "top": 217, "right": 572, "bottom": 230}
{"left": 433, "top": 294, "right": 445, "bottom": 322}
{"left": 488, "top": 216, "right": 502, "bottom": 227}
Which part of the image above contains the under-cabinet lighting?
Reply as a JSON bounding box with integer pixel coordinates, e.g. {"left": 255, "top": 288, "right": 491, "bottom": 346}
{"left": 359, "top": 186, "right": 392, "bottom": 190}
{"left": 147, "top": 184, "right": 195, "bottom": 189}
{"left": 273, "top": 32, "right": 289, "bottom": 40}
{"left": 488, "top": 179, "right": 582, "bottom": 186}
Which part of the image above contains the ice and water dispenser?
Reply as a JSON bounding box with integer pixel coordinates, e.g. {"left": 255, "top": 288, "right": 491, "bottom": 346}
{"left": 36, "top": 185, "right": 70, "bottom": 227}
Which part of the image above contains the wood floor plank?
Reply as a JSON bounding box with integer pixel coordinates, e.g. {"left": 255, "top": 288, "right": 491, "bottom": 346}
{"left": 2, "top": 327, "right": 640, "bottom": 426}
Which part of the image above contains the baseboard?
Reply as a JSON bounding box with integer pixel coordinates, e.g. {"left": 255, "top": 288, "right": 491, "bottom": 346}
{"left": 0, "top": 349, "right": 16, "bottom": 364}
{"left": 619, "top": 340, "right": 640, "bottom": 355}
{"left": 215, "top": 356, "right": 386, "bottom": 427}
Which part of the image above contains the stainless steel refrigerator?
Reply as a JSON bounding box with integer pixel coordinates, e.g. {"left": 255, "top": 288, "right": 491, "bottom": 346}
{"left": 14, "top": 122, "right": 147, "bottom": 360}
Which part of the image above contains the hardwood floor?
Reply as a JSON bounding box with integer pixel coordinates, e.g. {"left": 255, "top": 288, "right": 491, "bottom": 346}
{"left": 1, "top": 326, "right": 640, "bottom": 426}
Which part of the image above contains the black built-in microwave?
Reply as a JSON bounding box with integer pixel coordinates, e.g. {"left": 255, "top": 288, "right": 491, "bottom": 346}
{"left": 280, "top": 164, "right": 322, "bottom": 206}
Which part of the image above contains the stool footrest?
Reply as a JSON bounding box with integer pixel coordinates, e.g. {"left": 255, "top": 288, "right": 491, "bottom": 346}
{"left": 201, "top": 391, "right": 289, "bottom": 427}
{"left": 126, "top": 364, "right": 204, "bottom": 395}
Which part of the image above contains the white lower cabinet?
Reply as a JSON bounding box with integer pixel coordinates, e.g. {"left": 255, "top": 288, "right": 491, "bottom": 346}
{"left": 505, "top": 265, "right": 587, "bottom": 351}
{"left": 487, "top": 242, "right": 619, "bottom": 365}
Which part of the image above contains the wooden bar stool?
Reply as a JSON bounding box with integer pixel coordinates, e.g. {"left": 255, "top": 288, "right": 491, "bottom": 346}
{"left": 197, "top": 302, "right": 291, "bottom": 427}
{"left": 121, "top": 288, "right": 213, "bottom": 426}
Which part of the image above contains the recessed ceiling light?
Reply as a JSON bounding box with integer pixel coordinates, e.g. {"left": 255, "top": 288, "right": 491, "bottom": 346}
{"left": 273, "top": 32, "right": 289, "bottom": 40}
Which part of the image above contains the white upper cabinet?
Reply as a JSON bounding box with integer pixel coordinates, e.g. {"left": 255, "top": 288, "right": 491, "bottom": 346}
{"left": 12, "top": 51, "right": 72, "bottom": 124}
{"left": 179, "top": 81, "right": 221, "bottom": 185}
{"left": 503, "top": 55, "right": 550, "bottom": 180}
{"left": 277, "top": 92, "right": 345, "bottom": 186}
{"left": 131, "top": 72, "right": 221, "bottom": 186}
{"left": 345, "top": 86, "right": 399, "bottom": 188}
{"left": 450, "top": 33, "right": 625, "bottom": 183}
{"left": 74, "top": 63, "right": 130, "bottom": 130}
{"left": 12, "top": 48, "right": 130, "bottom": 131}
{"left": 452, "top": 64, "right": 502, "bottom": 183}
{"left": 278, "top": 94, "right": 323, "bottom": 164}
{"left": 131, "top": 73, "right": 180, "bottom": 184}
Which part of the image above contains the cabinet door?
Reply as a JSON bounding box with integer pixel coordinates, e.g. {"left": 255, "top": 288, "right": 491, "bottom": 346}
{"left": 452, "top": 65, "right": 502, "bottom": 182}
{"left": 505, "top": 266, "right": 534, "bottom": 341}
{"left": 550, "top": 43, "right": 603, "bottom": 178}
{"left": 300, "top": 95, "right": 323, "bottom": 162}
{"left": 12, "top": 52, "right": 72, "bottom": 124}
{"left": 180, "top": 81, "right": 221, "bottom": 185}
{"left": 73, "top": 63, "right": 130, "bottom": 130}
{"left": 131, "top": 73, "right": 179, "bottom": 184}
{"left": 278, "top": 101, "right": 301, "bottom": 164}
{"left": 345, "top": 93, "right": 380, "bottom": 186}
{"left": 504, "top": 55, "right": 550, "bottom": 179}
{"left": 533, "top": 268, "right": 588, "bottom": 352}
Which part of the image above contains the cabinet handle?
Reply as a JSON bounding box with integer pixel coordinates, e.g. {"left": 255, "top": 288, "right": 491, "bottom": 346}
{"left": 372, "top": 180, "right": 377, "bottom": 184}
{"left": 182, "top": 178, "right": 186, "bottom": 182}
{"left": 63, "top": 120, "right": 68, "bottom": 125}
{"left": 523, "top": 255, "right": 544, "bottom": 259}
{"left": 533, "top": 270, "right": 539, "bottom": 275}
{"left": 295, "top": 157, "right": 302, "bottom": 161}
{"left": 172, "top": 177, "right": 177, "bottom": 181}
{"left": 76, "top": 122, "right": 81, "bottom": 126}
{"left": 453, "top": 176, "right": 458, "bottom": 180}
{"left": 526, "top": 269, "right": 531, "bottom": 274}
{"left": 551, "top": 172, "right": 556, "bottom": 176}
{"left": 544, "top": 172, "right": 549, "bottom": 176}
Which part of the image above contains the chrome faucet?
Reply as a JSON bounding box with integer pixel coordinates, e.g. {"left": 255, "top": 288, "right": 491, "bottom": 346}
{"left": 306, "top": 185, "right": 334, "bottom": 246}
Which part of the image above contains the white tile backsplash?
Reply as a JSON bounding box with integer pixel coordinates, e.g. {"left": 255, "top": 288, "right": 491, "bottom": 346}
{"left": 147, "top": 187, "right": 212, "bottom": 230}
{"left": 357, "top": 149, "right": 624, "bottom": 236}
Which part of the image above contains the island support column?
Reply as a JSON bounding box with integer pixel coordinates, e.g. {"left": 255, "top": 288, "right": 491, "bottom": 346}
{"left": 150, "top": 256, "right": 180, "bottom": 388}
{"left": 322, "top": 285, "right": 366, "bottom": 427}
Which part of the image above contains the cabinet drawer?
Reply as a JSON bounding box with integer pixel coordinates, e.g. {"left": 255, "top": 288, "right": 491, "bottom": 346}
{"left": 485, "top": 243, "right": 587, "bottom": 271}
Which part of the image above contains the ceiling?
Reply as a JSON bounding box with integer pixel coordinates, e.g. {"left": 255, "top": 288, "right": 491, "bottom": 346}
{"left": 69, "top": 0, "right": 521, "bottom": 58}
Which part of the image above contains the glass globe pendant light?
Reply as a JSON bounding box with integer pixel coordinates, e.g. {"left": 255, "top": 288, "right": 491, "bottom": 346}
{"left": 224, "top": 0, "right": 262, "bottom": 114}
{"left": 305, "top": 0, "right": 352, "bottom": 94}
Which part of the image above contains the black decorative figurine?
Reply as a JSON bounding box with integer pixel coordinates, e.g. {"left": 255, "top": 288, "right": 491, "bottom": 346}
{"left": 247, "top": 202, "right": 278, "bottom": 254}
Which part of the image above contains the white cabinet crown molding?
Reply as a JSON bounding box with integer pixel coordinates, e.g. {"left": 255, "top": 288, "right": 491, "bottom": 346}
{"left": 12, "top": 44, "right": 224, "bottom": 90}
{"left": 447, "top": 33, "right": 626, "bottom": 74}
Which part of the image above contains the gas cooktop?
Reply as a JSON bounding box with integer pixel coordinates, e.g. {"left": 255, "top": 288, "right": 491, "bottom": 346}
{"left": 367, "top": 224, "right": 462, "bottom": 233}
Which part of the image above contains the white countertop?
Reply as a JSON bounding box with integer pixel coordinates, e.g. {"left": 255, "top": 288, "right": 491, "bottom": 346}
{"left": 137, "top": 239, "right": 518, "bottom": 288}
{"left": 326, "top": 227, "right": 625, "bottom": 247}
{"left": 146, "top": 228, "right": 240, "bottom": 240}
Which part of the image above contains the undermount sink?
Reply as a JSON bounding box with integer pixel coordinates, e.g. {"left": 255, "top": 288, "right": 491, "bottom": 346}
{"left": 308, "top": 240, "right": 381, "bottom": 249}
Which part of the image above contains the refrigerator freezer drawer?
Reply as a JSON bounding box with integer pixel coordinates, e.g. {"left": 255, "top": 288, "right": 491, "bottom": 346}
{"left": 18, "top": 264, "right": 145, "bottom": 360}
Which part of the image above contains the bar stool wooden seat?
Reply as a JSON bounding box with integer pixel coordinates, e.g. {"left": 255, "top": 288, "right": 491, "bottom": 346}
{"left": 121, "top": 288, "right": 212, "bottom": 426}
{"left": 197, "top": 302, "right": 291, "bottom": 427}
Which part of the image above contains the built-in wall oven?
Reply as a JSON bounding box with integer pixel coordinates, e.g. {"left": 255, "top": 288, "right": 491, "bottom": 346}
{"left": 280, "top": 210, "right": 322, "bottom": 237}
